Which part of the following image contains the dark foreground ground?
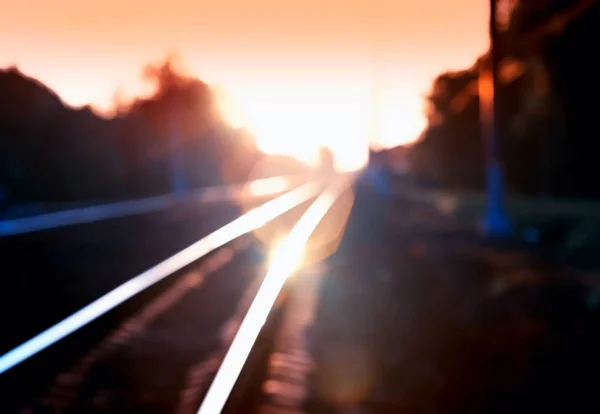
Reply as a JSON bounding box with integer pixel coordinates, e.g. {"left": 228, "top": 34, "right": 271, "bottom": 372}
{"left": 0, "top": 197, "right": 248, "bottom": 355}
{"left": 302, "top": 182, "right": 600, "bottom": 413}
{"left": 1, "top": 178, "right": 599, "bottom": 413}
{"left": 0, "top": 191, "right": 311, "bottom": 413}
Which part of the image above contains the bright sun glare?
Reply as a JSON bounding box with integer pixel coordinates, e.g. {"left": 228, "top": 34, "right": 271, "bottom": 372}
{"left": 215, "top": 83, "right": 425, "bottom": 172}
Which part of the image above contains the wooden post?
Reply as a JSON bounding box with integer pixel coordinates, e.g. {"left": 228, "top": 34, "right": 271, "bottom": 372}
{"left": 169, "top": 111, "right": 187, "bottom": 196}
{"left": 483, "top": 0, "right": 512, "bottom": 236}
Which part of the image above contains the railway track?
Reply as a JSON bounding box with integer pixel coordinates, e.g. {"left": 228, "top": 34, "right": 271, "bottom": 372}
{"left": 0, "top": 177, "right": 351, "bottom": 413}
{"left": 22, "top": 236, "right": 264, "bottom": 414}
{"left": 3, "top": 175, "right": 599, "bottom": 414}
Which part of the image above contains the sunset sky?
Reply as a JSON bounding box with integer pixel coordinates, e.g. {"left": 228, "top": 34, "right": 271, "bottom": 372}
{"left": 1, "top": 0, "right": 489, "bottom": 167}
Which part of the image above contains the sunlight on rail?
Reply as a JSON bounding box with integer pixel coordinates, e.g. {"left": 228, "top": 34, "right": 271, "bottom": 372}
{"left": 268, "top": 237, "right": 304, "bottom": 275}
{"left": 0, "top": 175, "right": 306, "bottom": 237}
{"left": 248, "top": 176, "right": 290, "bottom": 197}
{"left": 0, "top": 181, "right": 322, "bottom": 376}
{"left": 197, "top": 176, "right": 351, "bottom": 414}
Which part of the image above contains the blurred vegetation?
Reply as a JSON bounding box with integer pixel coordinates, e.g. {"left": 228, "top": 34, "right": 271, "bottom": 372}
{"left": 0, "top": 56, "right": 308, "bottom": 211}
{"left": 391, "top": 0, "right": 600, "bottom": 273}
{"left": 409, "top": 0, "right": 600, "bottom": 200}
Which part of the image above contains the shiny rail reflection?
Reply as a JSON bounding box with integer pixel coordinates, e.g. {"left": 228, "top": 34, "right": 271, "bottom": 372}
{"left": 0, "top": 180, "right": 322, "bottom": 375}
{"left": 198, "top": 176, "right": 351, "bottom": 414}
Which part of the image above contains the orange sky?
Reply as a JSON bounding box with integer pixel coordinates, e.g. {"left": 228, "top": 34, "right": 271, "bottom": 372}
{"left": 1, "top": 0, "right": 489, "bottom": 163}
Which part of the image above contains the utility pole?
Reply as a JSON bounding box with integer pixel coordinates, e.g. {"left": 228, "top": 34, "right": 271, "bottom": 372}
{"left": 368, "top": 3, "right": 383, "bottom": 163}
{"left": 169, "top": 111, "right": 187, "bottom": 196}
{"left": 364, "top": 6, "right": 393, "bottom": 194}
{"left": 482, "top": 0, "right": 512, "bottom": 236}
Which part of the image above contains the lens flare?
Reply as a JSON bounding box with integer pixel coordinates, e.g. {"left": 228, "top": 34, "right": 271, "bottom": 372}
{"left": 215, "top": 86, "right": 375, "bottom": 172}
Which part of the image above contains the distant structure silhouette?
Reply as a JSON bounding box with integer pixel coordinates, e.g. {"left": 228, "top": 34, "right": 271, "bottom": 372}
{"left": 318, "top": 147, "right": 335, "bottom": 174}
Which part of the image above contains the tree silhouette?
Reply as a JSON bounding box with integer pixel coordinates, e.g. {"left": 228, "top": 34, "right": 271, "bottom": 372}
{"left": 0, "top": 55, "right": 309, "bottom": 209}
{"left": 409, "top": 0, "right": 600, "bottom": 198}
